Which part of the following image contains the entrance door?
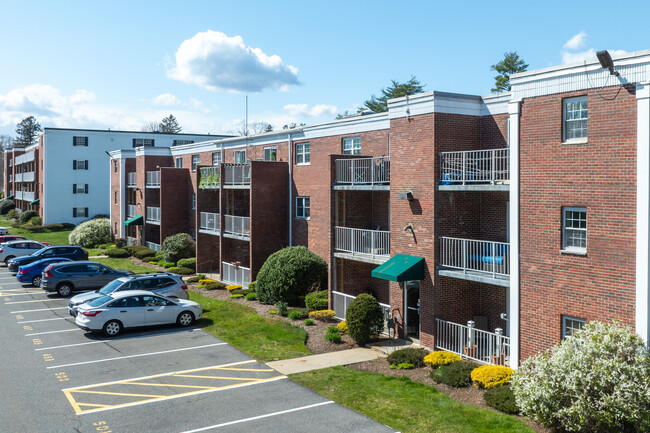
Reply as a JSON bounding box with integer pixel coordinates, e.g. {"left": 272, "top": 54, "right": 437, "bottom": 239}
{"left": 404, "top": 281, "right": 420, "bottom": 341}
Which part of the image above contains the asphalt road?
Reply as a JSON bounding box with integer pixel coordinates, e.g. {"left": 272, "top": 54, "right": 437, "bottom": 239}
{"left": 0, "top": 267, "right": 395, "bottom": 433}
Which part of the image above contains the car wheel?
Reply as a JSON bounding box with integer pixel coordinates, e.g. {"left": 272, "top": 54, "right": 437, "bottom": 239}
{"left": 4, "top": 256, "right": 14, "bottom": 265}
{"left": 102, "top": 320, "right": 123, "bottom": 337}
{"left": 177, "top": 311, "right": 195, "bottom": 327}
{"left": 56, "top": 283, "right": 73, "bottom": 297}
{"left": 31, "top": 275, "right": 42, "bottom": 286}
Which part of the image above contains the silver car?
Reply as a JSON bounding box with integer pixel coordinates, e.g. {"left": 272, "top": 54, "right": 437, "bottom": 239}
{"left": 0, "top": 240, "right": 48, "bottom": 264}
{"left": 41, "top": 261, "right": 132, "bottom": 297}
{"left": 67, "top": 273, "right": 189, "bottom": 316}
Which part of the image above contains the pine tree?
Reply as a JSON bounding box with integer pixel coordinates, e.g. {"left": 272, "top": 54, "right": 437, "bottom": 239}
{"left": 491, "top": 52, "right": 528, "bottom": 93}
{"left": 14, "top": 116, "right": 42, "bottom": 147}
{"left": 159, "top": 114, "right": 182, "bottom": 134}
{"left": 360, "top": 76, "right": 425, "bottom": 113}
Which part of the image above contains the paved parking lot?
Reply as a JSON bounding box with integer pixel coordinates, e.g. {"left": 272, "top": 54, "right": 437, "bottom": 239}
{"left": 0, "top": 268, "right": 395, "bottom": 432}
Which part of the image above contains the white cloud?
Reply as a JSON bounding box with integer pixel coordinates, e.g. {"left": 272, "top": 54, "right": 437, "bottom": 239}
{"left": 152, "top": 93, "right": 180, "bottom": 106}
{"left": 283, "top": 103, "right": 338, "bottom": 117}
{"left": 563, "top": 31, "right": 588, "bottom": 50}
{"left": 167, "top": 30, "right": 300, "bottom": 92}
{"left": 561, "top": 32, "right": 629, "bottom": 65}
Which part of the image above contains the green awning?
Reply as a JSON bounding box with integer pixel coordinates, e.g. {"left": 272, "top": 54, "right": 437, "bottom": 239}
{"left": 124, "top": 215, "right": 143, "bottom": 226}
{"left": 6, "top": 195, "right": 14, "bottom": 200}
{"left": 371, "top": 254, "right": 425, "bottom": 282}
{"left": 29, "top": 198, "right": 40, "bottom": 205}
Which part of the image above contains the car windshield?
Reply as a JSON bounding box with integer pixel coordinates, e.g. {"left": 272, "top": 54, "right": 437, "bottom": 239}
{"left": 31, "top": 247, "right": 48, "bottom": 256}
{"left": 87, "top": 296, "right": 112, "bottom": 307}
{"left": 98, "top": 280, "right": 125, "bottom": 295}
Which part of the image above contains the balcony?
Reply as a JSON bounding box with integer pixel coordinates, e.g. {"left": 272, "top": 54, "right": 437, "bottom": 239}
{"left": 334, "top": 226, "right": 390, "bottom": 264}
{"left": 127, "top": 204, "right": 137, "bottom": 218}
{"left": 127, "top": 172, "right": 137, "bottom": 188}
{"left": 146, "top": 242, "right": 161, "bottom": 252}
{"left": 145, "top": 171, "right": 160, "bottom": 188}
{"left": 146, "top": 206, "right": 160, "bottom": 225}
{"left": 223, "top": 215, "right": 250, "bottom": 240}
{"left": 223, "top": 164, "right": 250, "bottom": 187}
{"left": 438, "top": 237, "right": 509, "bottom": 286}
{"left": 222, "top": 261, "right": 250, "bottom": 288}
{"left": 199, "top": 167, "right": 220, "bottom": 189}
{"left": 15, "top": 172, "right": 35, "bottom": 183}
{"left": 438, "top": 148, "right": 509, "bottom": 191}
{"left": 334, "top": 157, "right": 390, "bottom": 190}
{"left": 15, "top": 152, "right": 35, "bottom": 164}
{"left": 436, "top": 319, "right": 510, "bottom": 367}
{"left": 15, "top": 191, "right": 35, "bottom": 202}
{"left": 199, "top": 212, "right": 220, "bottom": 235}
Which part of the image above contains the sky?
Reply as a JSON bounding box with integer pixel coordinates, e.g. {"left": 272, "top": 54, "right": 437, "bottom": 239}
{"left": 1, "top": 0, "right": 648, "bottom": 137}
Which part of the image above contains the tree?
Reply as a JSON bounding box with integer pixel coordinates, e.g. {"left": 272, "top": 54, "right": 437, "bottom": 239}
{"left": 491, "top": 51, "right": 528, "bottom": 93}
{"left": 360, "top": 76, "right": 425, "bottom": 113}
{"left": 282, "top": 122, "right": 305, "bottom": 130}
{"left": 230, "top": 120, "right": 273, "bottom": 136}
{"left": 159, "top": 114, "right": 182, "bottom": 134}
{"left": 14, "top": 116, "right": 42, "bottom": 147}
{"left": 141, "top": 121, "right": 159, "bottom": 133}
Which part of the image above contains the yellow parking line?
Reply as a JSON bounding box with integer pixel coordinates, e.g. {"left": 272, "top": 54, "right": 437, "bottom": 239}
{"left": 125, "top": 382, "right": 214, "bottom": 389}
{"left": 73, "top": 390, "right": 166, "bottom": 398}
{"left": 212, "top": 367, "right": 274, "bottom": 372}
{"left": 173, "top": 374, "right": 267, "bottom": 381}
{"left": 77, "top": 403, "right": 112, "bottom": 408}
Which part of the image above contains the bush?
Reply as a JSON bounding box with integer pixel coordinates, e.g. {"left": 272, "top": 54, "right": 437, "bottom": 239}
{"left": 431, "top": 360, "right": 478, "bottom": 388}
{"left": 248, "top": 281, "right": 256, "bottom": 292}
{"left": 226, "top": 284, "right": 242, "bottom": 292}
{"left": 308, "top": 310, "right": 335, "bottom": 321}
{"left": 105, "top": 247, "right": 130, "bottom": 258}
{"left": 140, "top": 255, "right": 156, "bottom": 263}
{"left": 512, "top": 321, "right": 650, "bottom": 433}
{"left": 304, "top": 318, "right": 315, "bottom": 326}
{"left": 92, "top": 214, "right": 109, "bottom": 219}
{"left": 132, "top": 247, "right": 156, "bottom": 260}
{"left": 245, "top": 292, "right": 256, "bottom": 301}
{"left": 305, "top": 290, "right": 329, "bottom": 310}
{"left": 177, "top": 257, "right": 196, "bottom": 271}
{"left": 230, "top": 294, "right": 244, "bottom": 299}
{"left": 114, "top": 238, "right": 127, "bottom": 248}
{"left": 19, "top": 210, "right": 37, "bottom": 224}
{"left": 231, "top": 289, "right": 253, "bottom": 296}
{"left": 396, "top": 363, "right": 414, "bottom": 370}
{"left": 276, "top": 301, "right": 288, "bottom": 316}
{"left": 345, "top": 294, "right": 384, "bottom": 346}
{"left": 69, "top": 218, "right": 111, "bottom": 247}
{"left": 325, "top": 327, "right": 342, "bottom": 344}
{"left": 158, "top": 260, "right": 175, "bottom": 268}
{"left": 186, "top": 274, "right": 206, "bottom": 283}
{"left": 337, "top": 321, "right": 347, "bottom": 334}
{"left": 471, "top": 365, "right": 514, "bottom": 390}
{"left": 21, "top": 224, "right": 44, "bottom": 232}
{"left": 11, "top": 222, "right": 20, "bottom": 228}
{"left": 60, "top": 223, "right": 76, "bottom": 230}
{"left": 168, "top": 266, "right": 194, "bottom": 275}
{"left": 424, "top": 351, "right": 462, "bottom": 368}
{"left": 484, "top": 385, "right": 520, "bottom": 415}
{"left": 0, "top": 199, "right": 15, "bottom": 215}
{"left": 7, "top": 208, "right": 19, "bottom": 219}
{"left": 154, "top": 251, "right": 163, "bottom": 260}
{"left": 161, "top": 233, "right": 195, "bottom": 263}
{"left": 204, "top": 282, "right": 226, "bottom": 291}
{"left": 287, "top": 311, "right": 303, "bottom": 320}
{"left": 387, "top": 348, "right": 429, "bottom": 368}
{"left": 199, "top": 279, "right": 216, "bottom": 285}
{"left": 29, "top": 216, "right": 42, "bottom": 226}
{"left": 255, "top": 246, "right": 327, "bottom": 305}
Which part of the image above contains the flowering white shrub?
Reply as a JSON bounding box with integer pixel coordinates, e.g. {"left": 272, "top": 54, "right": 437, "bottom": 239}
{"left": 68, "top": 218, "right": 111, "bottom": 247}
{"left": 511, "top": 321, "right": 650, "bottom": 432}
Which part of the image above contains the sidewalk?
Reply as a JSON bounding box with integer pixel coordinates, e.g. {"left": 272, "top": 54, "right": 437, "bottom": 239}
{"left": 267, "top": 348, "right": 384, "bottom": 375}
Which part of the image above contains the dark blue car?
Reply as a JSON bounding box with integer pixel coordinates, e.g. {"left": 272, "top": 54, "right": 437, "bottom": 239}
{"left": 17, "top": 258, "right": 73, "bottom": 286}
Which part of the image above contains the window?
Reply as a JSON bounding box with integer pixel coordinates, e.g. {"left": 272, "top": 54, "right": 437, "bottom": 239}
{"left": 342, "top": 137, "right": 361, "bottom": 155}
{"left": 263, "top": 146, "right": 277, "bottom": 161}
{"left": 73, "top": 184, "right": 88, "bottom": 194}
{"left": 114, "top": 222, "right": 118, "bottom": 234}
{"left": 114, "top": 191, "right": 117, "bottom": 204}
{"left": 562, "top": 207, "right": 587, "bottom": 253}
{"left": 191, "top": 155, "right": 200, "bottom": 172}
{"left": 175, "top": 157, "right": 183, "bottom": 168}
{"left": 562, "top": 316, "right": 586, "bottom": 339}
{"left": 296, "top": 142, "right": 310, "bottom": 165}
{"left": 296, "top": 196, "right": 310, "bottom": 219}
{"left": 113, "top": 160, "right": 118, "bottom": 173}
{"left": 563, "top": 96, "right": 588, "bottom": 142}
{"left": 235, "top": 150, "right": 246, "bottom": 164}
{"left": 212, "top": 152, "right": 222, "bottom": 165}
{"left": 73, "top": 207, "right": 88, "bottom": 218}
{"left": 173, "top": 139, "right": 194, "bottom": 146}
{"left": 133, "top": 138, "right": 154, "bottom": 148}
{"left": 192, "top": 193, "right": 196, "bottom": 210}
{"left": 73, "top": 136, "right": 88, "bottom": 146}
{"left": 73, "top": 160, "right": 89, "bottom": 170}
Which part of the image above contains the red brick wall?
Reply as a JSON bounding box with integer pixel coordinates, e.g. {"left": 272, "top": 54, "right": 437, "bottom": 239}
{"left": 160, "top": 168, "right": 191, "bottom": 243}
{"left": 195, "top": 168, "right": 220, "bottom": 273}
{"left": 519, "top": 85, "right": 637, "bottom": 360}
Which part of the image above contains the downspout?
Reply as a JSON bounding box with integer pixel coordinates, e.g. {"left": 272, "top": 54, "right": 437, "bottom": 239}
{"left": 288, "top": 132, "right": 292, "bottom": 246}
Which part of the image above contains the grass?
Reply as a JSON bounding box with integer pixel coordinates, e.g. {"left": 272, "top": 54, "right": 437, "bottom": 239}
{"left": 290, "top": 367, "right": 534, "bottom": 433}
{"left": 86, "top": 248, "right": 104, "bottom": 257}
{"left": 0, "top": 215, "right": 73, "bottom": 245}
{"left": 189, "top": 290, "right": 310, "bottom": 362}
{"left": 93, "top": 257, "right": 154, "bottom": 274}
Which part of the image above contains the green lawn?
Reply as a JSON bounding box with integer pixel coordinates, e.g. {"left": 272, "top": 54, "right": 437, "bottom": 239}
{"left": 0, "top": 215, "right": 72, "bottom": 245}
{"left": 189, "top": 290, "right": 310, "bottom": 362}
{"left": 290, "top": 367, "right": 534, "bottom": 433}
{"left": 86, "top": 248, "right": 104, "bottom": 257}
{"left": 93, "top": 257, "right": 155, "bottom": 274}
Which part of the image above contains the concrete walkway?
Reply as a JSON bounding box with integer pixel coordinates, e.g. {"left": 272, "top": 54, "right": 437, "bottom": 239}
{"left": 267, "top": 348, "right": 383, "bottom": 375}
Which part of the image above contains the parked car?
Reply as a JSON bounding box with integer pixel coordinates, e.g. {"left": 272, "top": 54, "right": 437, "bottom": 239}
{"left": 0, "top": 235, "right": 27, "bottom": 244}
{"left": 0, "top": 227, "right": 8, "bottom": 235}
{"left": 75, "top": 290, "right": 202, "bottom": 336}
{"left": 67, "top": 273, "right": 188, "bottom": 316}
{"left": 8, "top": 245, "right": 88, "bottom": 273}
{"left": 17, "top": 258, "right": 73, "bottom": 286}
{"left": 41, "top": 261, "right": 133, "bottom": 297}
{"left": 0, "top": 240, "right": 49, "bottom": 264}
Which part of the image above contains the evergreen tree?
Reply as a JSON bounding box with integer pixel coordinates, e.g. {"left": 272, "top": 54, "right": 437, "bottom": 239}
{"left": 491, "top": 52, "right": 528, "bottom": 92}
{"left": 360, "top": 76, "right": 424, "bottom": 113}
{"left": 14, "top": 116, "right": 42, "bottom": 147}
{"left": 159, "top": 114, "right": 182, "bottom": 133}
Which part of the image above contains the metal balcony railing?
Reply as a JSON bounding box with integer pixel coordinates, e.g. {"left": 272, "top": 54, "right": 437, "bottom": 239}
{"left": 332, "top": 291, "right": 391, "bottom": 333}
{"left": 145, "top": 242, "right": 161, "bottom": 252}
{"left": 221, "top": 261, "right": 250, "bottom": 288}
{"left": 145, "top": 171, "right": 160, "bottom": 188}
{"left": 334, "top": 226, "right": 390, "bottom": 258}
{"left": 439, "top": 148, "right": 509, "bottom": 185}
{"left": 224, "top": 215, "right": 250, "bottom": 238}
{"left": 199, "top": 212, "right": 220, "bottom": 233}
{"left": 146, "top": 206, "right": 160, "bottom": 224}
{"left": 335, "top": 156, "right": 390, "bottom": 185}
{"left": 199, "top": 167, "right": 220, "bottom": 189}
{"left": 223, "top": 164, "right": 250, "bottom": 185}
{"left": 436, "top": 319, "right": 510, "bottom": 366}
{"left": 126, "top": 236, "right": 138, "bottom": 246}
{"left": 439, "top": 237, "right": 510, "bottom": 278}
{"left": 127, "top": 172, "right": 137, "bottom": 188}
{"left": 127, "top": 205, "right": 137, "bottom": 218}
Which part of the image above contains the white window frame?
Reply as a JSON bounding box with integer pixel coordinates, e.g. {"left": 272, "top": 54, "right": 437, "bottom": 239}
{"left": 296, "top": 142, "right": 310, "bottom": 165}
{"left": 263, "top": 146, "right": 277, "bottom": 161}
{"left": 562, "top": 207, "right": 587, "bottom": 253}
{"left": 296, "top": 196, "right": 310, "bottom": 219}
{"left": 191, "top": 155, "right": 200, "bottom": 172}
{"left": 562, "top": 315, "right": 586, "bottom": 339}
{"left": 234, "top": 150, "right": 246, "bottom": 164}
{"left": 212, "top": 152, "right": 222, "bottom": 165}
{"left": 342, "top": 137, "right": 361, "bottom": 155}
{"left": 563, "top": 96, "right": 588, "bottom": 143}
{"left": 175, "top": 157, "right": 183, "bottom": 168}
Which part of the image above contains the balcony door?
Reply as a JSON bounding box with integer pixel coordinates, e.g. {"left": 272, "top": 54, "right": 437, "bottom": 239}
{"left": 404, "top": 280, "right": 420, "bottom": 341}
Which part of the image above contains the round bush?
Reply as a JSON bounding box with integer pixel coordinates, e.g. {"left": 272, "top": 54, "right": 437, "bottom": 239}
{"left": 168, "top": 266, "right": 194, "bottom": 275}
{"left": 19, "top": 210, "right": 37, "bottom": 224}
{"left": 424, "top": 351, "right": 462, "bottom": 368}
{"left": 7, "top": 208, "right": 19, "bottom": 219}
{"left": 204, "top": 282, "right": 226, "bottom": 290}
{"left": 305, "top": 290, "right": 328, "bottom": 310}
{"left": 431, "top": 360, "right": 477, "bottom": 388}
{"left": 69, "top": 218, "right": 111, "bottom": 248}
{"left": 245, "top": 292, "right": 256, "bottom": 301}
{"left": 105, "top": 247, "right": 130, "bottom": 258}
{"left": 337, "top": 321, "right": 347, "bottom": 334}
{"left": 471, "top": 365, "right": 514, "bottom": 389}
{"left": 0, "top": 199, "right": 15, "bottom": 215}
{"left": 325, "top": 328, "right": 342, "bottom": 344}
{"left": 304, "top": 318, "right": 315, "bottom": 326}
{"left": 113, "top": 238, "right": 127, "bottom": 248}
{"left": 161, "top": 233, "right": 195, "bottom": 263}
{"left": 484, "top": 385, "right": 520, "bottom": 415}
{"left": 345, "top": 293, "right": 384, "bottom": 346}
{"left": 387, "top": 348, "right": 429, "bottom": 368}
{"left": 128, "top": 246, "right": 156, "bottom": 259}
{"left": 255, "top": 246, "right": 327, "bottom": 305}
{"left": 22, "top": 224, "right": 44, "bottom": 232}
{"left": 29, "top": 216, "right": 42, "bottom": 226}
{"left": 512, "top": 321, "right": 650, "bottom": 433}
{"left": 287, "top": 311, "right": 303, "bottom": 320}
{"left": 247, "top": 281, "right": 256, "bottom": 292}
{"left": 177, "top": 258, "right": 196, "bottom": 271}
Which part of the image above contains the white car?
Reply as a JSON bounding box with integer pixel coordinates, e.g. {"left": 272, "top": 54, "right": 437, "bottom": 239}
{"left": 0, "top": 227, "right": 8, "bottom": 235}
{"left": 0, "top": 240, "right": 48, "bottom": 264}
{"left": 75, "top": 290, "right": 202, "bottom": 336}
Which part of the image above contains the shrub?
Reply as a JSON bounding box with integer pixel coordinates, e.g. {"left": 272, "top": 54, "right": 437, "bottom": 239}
{"left": 168, "top": 266, "right": 194, "bottom": 275}
{"left": 21, "top": 224, "right": 44, "bottom": 232}
{"left": 226, "top": 284, "right": 242, "bottom": 292}
{"left": 6, "top": 208, "right": 19, "bottom": 219}
{"left": 204, "top": 282, "right": 226, "bottom": 291}
{"left": 177, "top": 257, "right": 196, "bottom": 271}
{"left": 92, "top": 214, "right": 109, "bottom": 219}
{"left": 269, "top": 310, "right": 277, "bottom": 315}
{"left": 512, "top": 321, "right": 650, "bottom": 433}
{"left": 19, "top": 210, "right": 37, "bottom": 224}
{"left": 29, "top": 216, "right": 42, "bottom": 225}
{"left": 255, "top": 246, "right": 327, "bottom": 305}
{"left": 105, "top": 247, "right": 130, "bottom": 258}
{"left": 431, "top": 360, "right": 478, "bottom": 388}
{"left": 337, "top": 321, "right": 347, "bottom": 334}
{"left": 140, "top": 255, "right": 156, "bottom": 263}
{"left": 424, "top": 351, "right": 462, "bottom": 368}
{"left": 288, "top": 311, "right": 303, "bottom": 320}
{"left": 308, "top": 310, "right": 335, "bottom": 321}
{"left": 247, "top": 281, "right": 256, "bottom": 292}
{"left": 484, "top": 385, "right": 520, "bottom": 415}
{"left": 231, "top": 289, "right": 253, "bottom": 296}
{"left": 199, "top": 279, "right": 216, "bottom": 285}
{"left": 11, "top": 222, "right": 20, "bottom": 228}
{"left": 471, "top": 365, "right": 514, "bottom": 389}
{"left": 149, "top": 261, "right": 159, "bottom": 265}
{"left": 245, "top": 292, "right": 256, "bottom": 301}
{"left": 114, "top": 238, "right": 127, "bottom": 248}
{"left": 186, "top": 274, "right": 206, "bottom": 283}
{"left": 345, "top": 294, "right": 384, "bottom": 346}
{"left": 69, "top": 218, "right": 111, "bottom": 247}
{"left": 60, "top": 223, "right": 76, "bottom": 230}
{"left": 325, "top": 327, "right": 342, "bottom": 344}
{"left": 304, "top": 318, "right": 315, "bottom": 326}
{"left": 43, "top": 223, "right": 63, "bottom": 231}
{"left": 276, "top": 301, "right": 289, "bottom": 316}
{"left": 230, "top": 294, "right": 244, "bottom": 299}
{"left": 132, "top": 247, "right": 156, "bottom": 260}
{"left": 0, "top": 199, "right": 15, "bottom": 215}
{"left": 161, "top": 233, "right": 195, "bottom": 263}
{"left": 396, "top": 363, "right": 414, "bottom": 370}
{"left": 154, "top": 251, "right": 163, "bottom": 260}
{"left": 305, "top": 290, "right": 328, "bottom": 310}
{"left": 387, "top": 348, "right": 429, "bottom": 368}
{"left": 158, "top": 260, "right": 175, "bottom": 268}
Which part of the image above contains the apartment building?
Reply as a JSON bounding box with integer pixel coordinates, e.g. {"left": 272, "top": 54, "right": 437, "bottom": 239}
{"left": 2, "top": 128, "right": 224, "bottom": 224}
{"left": 111, "top": 49, "right": 650, "bottom": 367}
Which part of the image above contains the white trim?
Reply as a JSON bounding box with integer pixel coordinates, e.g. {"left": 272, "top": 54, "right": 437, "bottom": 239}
{"left": 295, "top": 196, "right": 310, "bottom": 219}
{"left": 563, "top": 96, "right": 588, "bottom": 143}
{"left": 508, "top": 100, "right": 521, "bottom": 368}
{"left": 561, "top": 207, "right": 587, "bottom": 253}
{"left": 637, "top": 82, "right": 650, "bottom": 343}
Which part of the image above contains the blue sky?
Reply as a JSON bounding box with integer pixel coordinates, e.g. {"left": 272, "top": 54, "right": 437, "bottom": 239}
{"left": 1, "top": 0, "right": 648, "bottom": 137}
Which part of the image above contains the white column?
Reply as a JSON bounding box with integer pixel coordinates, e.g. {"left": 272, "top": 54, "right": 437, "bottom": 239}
{"left": 119, "top": 156, "right": 125, "bottom": 239}
{"left": 508, "top": 101, "right": 521, "bottom": 368}
{"left": 637, "top": 82, "right": 650, "bottom": 343}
